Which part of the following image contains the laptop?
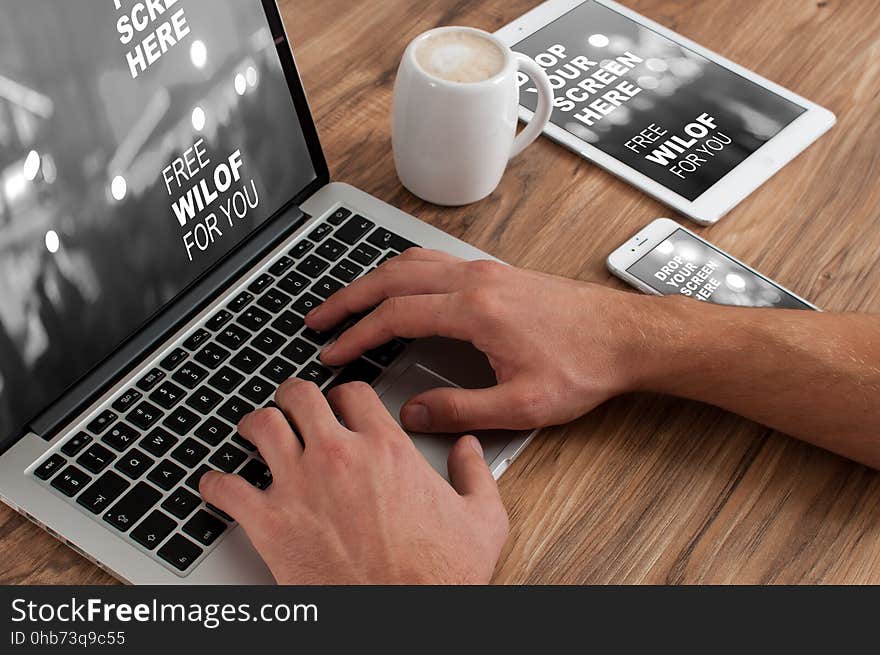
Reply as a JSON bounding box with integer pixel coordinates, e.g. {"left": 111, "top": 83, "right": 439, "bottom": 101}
{"left": 0, "top": 0, "right": 534, "bottom": 583}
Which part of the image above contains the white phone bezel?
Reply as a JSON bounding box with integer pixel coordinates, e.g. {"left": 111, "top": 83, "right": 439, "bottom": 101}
{"left": 606, "top": 217, "right": 819, "bottom": 310}
{"left": 495, "top": 0, "right": 837, "bottom": 225}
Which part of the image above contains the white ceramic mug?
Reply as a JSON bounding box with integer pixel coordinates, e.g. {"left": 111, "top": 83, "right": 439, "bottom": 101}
{"left": 392, "top": 26, "right": 554, "bottom": 206}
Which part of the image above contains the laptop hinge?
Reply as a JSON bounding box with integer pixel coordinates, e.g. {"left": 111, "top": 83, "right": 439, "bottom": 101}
{"left": 27, "top": 205, "right": 312, "bottom": 444}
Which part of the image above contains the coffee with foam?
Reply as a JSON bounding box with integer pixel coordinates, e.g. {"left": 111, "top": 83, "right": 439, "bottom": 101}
{"left": 416, "top": 31, "right": 506, "bottom": 83}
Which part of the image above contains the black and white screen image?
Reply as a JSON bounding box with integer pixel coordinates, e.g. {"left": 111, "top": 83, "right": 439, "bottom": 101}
{"left": 626, "top": 229, "right": 813, "bottom": 310}
{"left": 514, "top": 1, "right": 806, "bottom": 201}
{"left": 0, "top": 0, "right": 316, "bottom": 440}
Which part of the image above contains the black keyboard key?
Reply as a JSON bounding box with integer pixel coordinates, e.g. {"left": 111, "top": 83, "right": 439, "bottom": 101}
{"left": 277, "top": 271, "right": 310, "bottom": 297}
{"left": 301, "top": 326, "right": 334, "bottom": 346}
{"left": 104, "top": 482, "right": 162, "bottom": 532}
{"left": 163, "top": 407, "right": 201, "bottom": 436}
{"left": 136, "top": 369, "right": 165, "bottom": 392}
{"left": 114, "top": 448, "right": 154, "bottom": 480}
{"left": 172, "top": 362, "right": 208, "bottom": 389}
{"left": 147, "top": 459, "right": 186, "bottom": 491}
{"left": 87, "top": 409, "right": 118, "bottom": 435}
{"left": 51, "top": 466, "right": 92, "bottom": 497}
{"left": 111, "top": 389, "right": 142, "bottom": 414}
{"left": 240, "top": 376, "right": 275, "bottom": 404}
{"left": 367, "top": 227, "right": 417, "bottom": 253}
{"left": 268, "top": 256, "right": 294, "bottom": 276}
{"left": 140, "top": 428, "right": 177, "bottom": 458}
{"left": 103, "top": 423, "right": 140, "bottom": 452}
{"left": 128, "top": 402, "right": 161, "bottom": 430}
{"left": 335, "top": 214, "right": 375, "bottom": 245}
{"left": 327, "top": 207, "right": 352, "bottom": 226}
{"left": 316, "top": 238, "right": 347, "bottom": 262}
{"left": 184, "top": 509, "right": 227, "bottom": 546}
{"left": 228, "top": 291, "right": 254, "bottom": 313}
{"left": 312, "top": 276, "right": 344, "bottom": 299}
{"left": 239, "top": 459, "right": 273, "bottom": 490}
{"left": 257, "top": 288, "right": 292, "bottom": 313}
{"left": 229, "top": 346, "right": 266, "bottom": 374}
{"left": 238, "top": 306, "right": 271, "bottom": 331}
{"left": 194, "top": 343, "right": 231, "bottom": 370}
{"left": 296, "top": 254, "right": 330, "bottom": 278}
{"left": 328, "top": 359, "right": 382, "bottom": 390}
{"left": 77, "top": 471, "right": 129, "bottom": 514}
{"left": 365, "top": 340, "right": 406, "bottom": 367}
{"left": 162, "top": 487, "right": 202, "bottom": 519}
{"left": 217, "top": 397, "right": 254, "bottom": 425}
{"left": 281, "top": 338, "right": 316, "bottom": 365}
{"left": 216, "top": 324, "right": 251, "bottom": 351}
{"left": 207, "top": 366, "right": 245, "bottom": 394}
{"left": 131, "top": 510, "right": 177, "bottom": 550}
{"left": 252, "top": 328, "right": 286, "bottom": 355}
{"left": 298, "top": 362, "right": 333, "bottom": 386}
{"left": 232, "top": 434, "right": 256, "bottom": 452}
{"left": 209, "top": 443, "right": 248, "bottom": 473}
{"left": 292, "top": 293, "right": 323, "bottom": 316}
{"left": 170, "top": 437, "right": 209, "bottom": 468}
{"left": 248, "top": 273, "right": 275, "bottom": 295}
{"left": 182, "top": 328, "right": 211, "bottom": 352}
{"left": 149, "top": 381, "right": 186, "bottom": 410}
{"left": 206, "top": 504, "right": 234, "bottom": 522}
{"left": 261, "top": 357, "right": 296, "bottom": 384}
{"left": 271, "top": 310, "right": 304, "bottom": 337}
{"left": 160, "top": 348, "right": 188, "bottom": 371}
{"left": 157, "top": 534, "right": 203, "bottom": 571}
{"left": 60, "top": 432, "right": 92, "bottom": 457}
{"left": 329, "top": 259, "right": 364, "bottom": 283}
{"left": 205, "top": 310, "right": 232, "bottom": 331}
{"left": 308, "top": 223, "right": 334, "bottom": 242}
{"left": 186, "top": 386, "right": 223, "bottom": 414}
{"left": 349, "top": 243, "right": 380, "bottom": 265}
{"left": 77, "top": 443, "right": 116, "bottom": 473}
{"left": 289, "top": 240, "right": 314, "bottom": 259}
{"left": 186, "top": 464, "right": 216, "bottom": 492}
{"left": 34, "top": 453, "right": 66, "bottom": 480}
{"left": 194, "top": 417, "right": 232, "bottom": 446}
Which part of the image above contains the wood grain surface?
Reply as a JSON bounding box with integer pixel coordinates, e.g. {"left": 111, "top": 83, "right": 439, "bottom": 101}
{"left": 3, "top": 0, "right": 879, "bottom": 584}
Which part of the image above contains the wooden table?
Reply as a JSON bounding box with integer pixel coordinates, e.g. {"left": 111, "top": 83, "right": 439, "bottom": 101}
{"left": 4, "top": 0, "right": 880, "bottom": 584}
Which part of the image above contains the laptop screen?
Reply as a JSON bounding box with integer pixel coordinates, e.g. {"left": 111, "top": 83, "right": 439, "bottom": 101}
{"left": 0, "top": 0, "right": 320, "bottom": 441}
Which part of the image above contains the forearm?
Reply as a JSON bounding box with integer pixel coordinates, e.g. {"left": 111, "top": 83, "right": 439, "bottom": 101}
{"left": 625, "top": 296, "right": 880, "bottom": 468}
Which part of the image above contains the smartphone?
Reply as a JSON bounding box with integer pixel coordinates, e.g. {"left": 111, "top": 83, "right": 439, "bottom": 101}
{"left": 606, "top": 218, "right": 818, "bottom": 310}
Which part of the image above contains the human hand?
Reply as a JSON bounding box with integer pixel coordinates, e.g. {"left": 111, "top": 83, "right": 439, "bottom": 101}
{"left": 200, "top": 379, "right": 508, "bottom": 584}
{"left": 305, "top": 248, "right": 649, "bottom": 432}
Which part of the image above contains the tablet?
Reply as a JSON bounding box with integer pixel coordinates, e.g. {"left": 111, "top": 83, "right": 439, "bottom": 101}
{"left": 496, "top": 0, "right": 836, "bottom": 225}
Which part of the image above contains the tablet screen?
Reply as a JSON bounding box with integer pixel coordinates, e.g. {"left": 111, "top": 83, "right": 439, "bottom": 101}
{"left": 513, "top": 0, "right": 806, "bottom": 201}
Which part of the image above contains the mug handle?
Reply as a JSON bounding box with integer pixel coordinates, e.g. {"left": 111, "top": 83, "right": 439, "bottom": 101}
{"left": 509, "top": 52, "right": 554, "bottom": 159}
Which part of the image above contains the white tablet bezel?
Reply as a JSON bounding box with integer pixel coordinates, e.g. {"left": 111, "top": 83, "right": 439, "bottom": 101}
{"left": 495, "top": 0, "right": 836, "bottom": 225}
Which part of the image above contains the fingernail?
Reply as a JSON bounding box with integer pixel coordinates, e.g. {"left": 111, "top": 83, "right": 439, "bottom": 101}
{"left": 321, "top": 341, "right": 337, "bottom": 357}
{"left": 402, "top": 403, "right": 429, "bottom": 431}
{"left": 467, "top": 435, "right": 483, "bottom": 457}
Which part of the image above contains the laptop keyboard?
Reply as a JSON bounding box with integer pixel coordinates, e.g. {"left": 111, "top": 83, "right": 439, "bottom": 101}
{"left": 29, "top": 207, "right": 419, "bottom": 576}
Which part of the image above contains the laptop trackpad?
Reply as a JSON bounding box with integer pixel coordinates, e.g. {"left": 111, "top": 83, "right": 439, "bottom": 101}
{"left": 380, "top": 364, "right": 509, "bottom": 480}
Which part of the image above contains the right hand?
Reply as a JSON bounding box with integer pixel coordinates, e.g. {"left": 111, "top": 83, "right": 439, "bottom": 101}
{"left": 305, "top": 248, "right": 651, "bottom": 433}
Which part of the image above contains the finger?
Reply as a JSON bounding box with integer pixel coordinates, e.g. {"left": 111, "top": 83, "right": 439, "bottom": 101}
{"left": 275, "top": 378, "right": 344, "bottom": 444}
{"left": 238, "top": 408, "right": 301, "bottom": 478}
{"left": 320, "top": 294, "right": 469, "bottom": 366}
{"left": 396, "top": 248, "right": 462, "bottom": 263}
{"left": 401, "top": 383, "right": 533, "bottom": 433}
{"left": 446, "top": 435, "right": 499, "bottom": 501}
{"left": 305, "top": 261, "right": 462, "bottom": 332}
{"left": 199, "top": 471, "right": 268, "bottom": 534}
{"left": 327, "top": 382, "right": 401, "bottom": 434}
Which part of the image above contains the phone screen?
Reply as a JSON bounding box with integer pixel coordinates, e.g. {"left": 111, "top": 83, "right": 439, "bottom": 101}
{"left": 626, "top": 229, "right": 814, "bottom": 309}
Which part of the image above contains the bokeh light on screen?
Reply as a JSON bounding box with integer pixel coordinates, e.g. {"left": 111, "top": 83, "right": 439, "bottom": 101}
{"left": 655, "top": 239, "right": 675, "bottom": 256}
{"left": 23, "top": 150, "right": 41, "bottom": 181}
{"left": 44, "top": 230, "right": 60, "bottom": 254}
{"left": 234, "top": 73, "right": 247, "bottom": 95}
{"left": 110, "top": 175, "right": 127, "bottom": 201}
{"left": 588, "top": 33, "right": 610, "bottom": 48}
{"left": 191, "top": 106, "right": 206, "bottom": 131}
{"left": 725, "top": 272, "right": 746, "bottom": 292}
{"left": 246, "top": 66, "right": 258, "bottom": 87}
{"left": 190, "top": 40, "right": 208, "bottom": 68}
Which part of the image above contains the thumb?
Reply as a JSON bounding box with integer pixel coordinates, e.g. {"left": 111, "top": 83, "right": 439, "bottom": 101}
{"left": 447, "top": 435, "right": 499, "bottom": 501}
{"left": 199, "top": 471, "right": 268, "bottom": 534}
{"left": 401, "top": 383, "right": 523, "bottom": 433}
